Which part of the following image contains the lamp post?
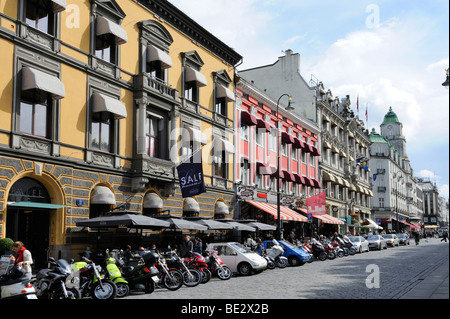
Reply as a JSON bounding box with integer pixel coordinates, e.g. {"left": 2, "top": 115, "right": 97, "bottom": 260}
{"left": 276, "top": 94, "right": 293, "bottom": 240}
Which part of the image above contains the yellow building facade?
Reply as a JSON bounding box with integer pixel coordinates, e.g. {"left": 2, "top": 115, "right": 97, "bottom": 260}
{"left": 0, "top": 0, "right": 241, "bottom": 267}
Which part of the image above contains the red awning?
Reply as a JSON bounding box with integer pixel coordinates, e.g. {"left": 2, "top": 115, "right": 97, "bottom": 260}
{"left": 303, "top": 176, "right": 315, "bottom": 187}
{"left": 312, "top": 179, "right": 322, "bottom": 189}
{"left": 293, "top": 173, "right": 305, "bottom": 185}
{"left": 311, "top": 146, "right": 321, "bottom": 156}
{"left": 293, "top": 137, "right": 304, "bottom": 149}
{"left": 281, "top": 132, "right": 295, "bottom": 144}
{"left": 257, "top": 162, "right": 274, "bottom": 175}
{"left": 282, "top": 170, "right": 295, "bottom": 182}
{"left": 241, "top": 110, "right": 257, "bottom": 126}
{"left": 313, "top": 214, "right": 344, "bottom": 225}
{"left": 256, "top": 118, "right": 271, "bottom": 133}
{"left": 246, "top": 200, "right": 307, "bottom": 222}
{"left": 302, "top": 143, "right": 314, "bottom": 153}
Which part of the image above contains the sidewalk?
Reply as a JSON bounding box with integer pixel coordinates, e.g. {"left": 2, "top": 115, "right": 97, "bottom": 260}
{"left": 400, "top": 247, "right": 449, "bottom": 299}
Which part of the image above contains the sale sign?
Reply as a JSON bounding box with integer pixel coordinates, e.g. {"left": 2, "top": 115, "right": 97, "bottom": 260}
{"left": 306, "top": 191, "right": 327, "bottom": 215}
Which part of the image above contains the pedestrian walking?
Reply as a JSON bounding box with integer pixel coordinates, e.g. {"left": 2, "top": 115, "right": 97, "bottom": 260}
{"left": 180, "top": 235, "right": 193, "bottom": 257}
{"left": 413, "top": 231, "right": 420, "bottom": 246}
{"left": 9, "top": 241, "right": 33, "bottom": 279}
{"left": 441, "top": 231, "right": 448, "bottom": 242}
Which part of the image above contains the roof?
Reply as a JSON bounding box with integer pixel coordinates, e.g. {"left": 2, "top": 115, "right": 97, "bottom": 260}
{"left": 369, "top": 128, "right": 389, "bottom": 144}
{"left": 382, "top": 106, "right": 400, "bottom": 125}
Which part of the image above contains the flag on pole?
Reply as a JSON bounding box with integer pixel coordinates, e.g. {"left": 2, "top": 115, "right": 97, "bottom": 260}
{"left": 365, "top": 103, "right": 368, "bottom": 123}
{"left": 357, "top": 94, "right": 359, "bottom": 114}
{"left": 306, "top": 191, "right": 327, "bottom": 215}
{"left": 373, "top": 172, "right": 379, "bottom": 181}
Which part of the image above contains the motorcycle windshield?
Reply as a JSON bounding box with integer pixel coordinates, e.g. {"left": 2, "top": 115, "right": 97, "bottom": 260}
{"left": 56, "top": 259, "right": 73, "bottom": 276}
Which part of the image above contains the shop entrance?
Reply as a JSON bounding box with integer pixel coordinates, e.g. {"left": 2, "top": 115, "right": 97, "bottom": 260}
{"left": 6, "top": 177, "right": 52, "bottom": 270}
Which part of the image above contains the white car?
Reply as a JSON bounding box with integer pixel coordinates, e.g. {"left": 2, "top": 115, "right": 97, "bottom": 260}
{"left": 206, "top": 242, "right": 267, "bottom": 276}
{"left": 348, "top": 236, "right": 370, "bottom": 253}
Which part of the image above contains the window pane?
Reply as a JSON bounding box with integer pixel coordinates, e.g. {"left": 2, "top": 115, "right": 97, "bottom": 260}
{"left": 20, "top": 102, "right": 33, "bottom": 134}
{"left": 101, "top": 122, "right": 110, "bottom": 151}
{"left": 91, "top": 122, "right": 100, "bottom": 149}
{"left": 34, "top": 103, "right": 47, "bottom": 137}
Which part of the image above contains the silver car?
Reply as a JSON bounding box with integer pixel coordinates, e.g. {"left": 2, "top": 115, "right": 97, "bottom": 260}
{"left": 348, "top": 236, "right": 369, "bottom": 253}
{"left": 383, "top": 234, "right": 400, "bottom": 247}
{"left": 367, "top": 235, "right": 387, "bottom": 250}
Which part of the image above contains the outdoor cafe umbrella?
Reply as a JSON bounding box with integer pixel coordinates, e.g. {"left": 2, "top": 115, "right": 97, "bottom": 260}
{"left": 185, "top": 217, "right": 234, "bottom": 230}
{"left": 221, "top": 221, "right": 256, "bottom": 232}
{"left": 156, "top": 215, "right": 208, "bottom": 231}
{"left": 76, "top": 213, "right": 171, "bottom": 229}
{"left": 241, "top": 221, "right": 276, "bottom": 231}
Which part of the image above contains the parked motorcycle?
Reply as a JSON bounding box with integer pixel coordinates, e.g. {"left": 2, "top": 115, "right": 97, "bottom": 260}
{"left": 331, "top": 241, "right": 345, "bottom": 258}
{"left": 307, "top": 239, "right": 327, "bottom": 261}
{"left": 342, "top": 235, "right": 357, "bottom": 255}
{"left": 203, "top": 249, "right": 233, "bottom": 280}
{"left": 71, "top": 257, "right": 117, "bottom": 299}
{"left": 184, "top": 252, "right": 212, "bottom": 283}
{"left": 104, "top": 249, "right": 129, "bottom": 298}
{"left": 323, "top": 239, "right": 337, "bottom": 260}
{"left": 154, "top": 252, "right": 184, "bottom": 291}
{"left": 117, "top": 250, "right": 159, "bottom": 295}
{"left": 298, "top": 244, "right": 314, "bottom": 263}
{"left": 166, "top": 248, "right": 202, "bottom": 287}
{"left": 0, "top": 261, "right": 37, "bottom": 299}
{"left": 33, "top": 257, "right": 81, "bottom": 299}
{"left": 258, "top": 246, "right": 275, "bottom": 269}
{"left": 266, "top": 239, "right": 288, "bottom": 268}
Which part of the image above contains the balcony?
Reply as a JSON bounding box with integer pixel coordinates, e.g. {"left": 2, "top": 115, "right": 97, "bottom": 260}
{"left": 135, "top": 73, "right": 179, "bottom": 102}
{"left": 378, "top": 186, "right": 386, "bottom": 192}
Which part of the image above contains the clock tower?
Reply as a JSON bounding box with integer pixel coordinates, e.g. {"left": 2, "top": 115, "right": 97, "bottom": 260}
{"left": 380, "top": 106, "right": 407, "bottom": 158}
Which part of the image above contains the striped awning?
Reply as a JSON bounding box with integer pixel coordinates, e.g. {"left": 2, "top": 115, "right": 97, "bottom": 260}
{"left": 246, "top": 200, "right": 307, "bottom": 222}
{"left": 313, "top": 214, "right": 344, "bottom": 225}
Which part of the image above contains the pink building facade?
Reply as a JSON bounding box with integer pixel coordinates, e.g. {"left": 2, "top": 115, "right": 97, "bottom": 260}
{"left": 234, "top": 76, "right": 321, "bottom": 237}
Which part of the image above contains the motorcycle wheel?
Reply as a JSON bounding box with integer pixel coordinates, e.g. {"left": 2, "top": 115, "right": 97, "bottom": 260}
{"left": 200, "top": 268, "right": 212, "bottom": 284}
{"left": 275, "top": 258, "right": 288, "bottom": 268}
{"left": 91, "top": 279, "right": 117, "bottom": 300}
{"left": 307, "top": 255, "right": 314, "bottom": 263}
{"left": 337, "top": 251, "right": 344, "bottom": 258}
{"left": 318, "top": 253, "right": 327, "bottom": 261}
{"left": 182, "top": 269, "right": 202, "bottom": 287}
{"left": 267, "top": 261, "right": 276, "bottom": 269}
{"left": 163, "top": 270, "right": 183, "bottom": 291}
{"left": 217, "top": 266, "right": 232, "bottom": 280}
{"left": 349, "top": 247, "right": 356, "bottom": 255}
{"left": 115, "top": 282, "right": 130, "bottom": 298}
{"left": 327, "top": 252, "right": 336, "bottom": 260}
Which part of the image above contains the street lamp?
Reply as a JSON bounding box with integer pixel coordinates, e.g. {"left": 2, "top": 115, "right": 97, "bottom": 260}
{"left": 442, "top": 68, "right": 449, "bottom": 87}
{"left": 276, "top": 94, "right": 293, "bottom": 240}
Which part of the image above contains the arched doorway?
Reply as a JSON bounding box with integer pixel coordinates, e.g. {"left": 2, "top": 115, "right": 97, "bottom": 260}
{"left": 6, "top": 178, "right": 52, "bottom": 270}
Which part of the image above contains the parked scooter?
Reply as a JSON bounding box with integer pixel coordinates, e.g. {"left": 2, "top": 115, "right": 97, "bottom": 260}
{"left": 258, "top": 246, "right": 275, "bottom": 269}
{"left": 331, "top": 240, "right": 345, "bottom": 258}
{"left": 266, "top": 239, "right": 288, "bottom": 268}
{"left": 166, "top": 248, "right": 202, "bottom": 287}
{"left": 104, "top": 249, "right": 129, "bottom": 298}
{"left": 322, "top": 239, "right": 337, "bottom": 260}
{"left": 203, "top": 249, "right": 233, "bottom": 280}
{"left": 342, "top": 235, "right": 357, "bottom": 255}
{"left": 184, "top": 252, "right": 211, "bottom": 284}
{"left": 0, "top": 259, "right": 37, "bottom": 300}
{"left": 117, "top": 250, "right": 160, "bottom": 295}
{"left": 71, "top": 257, "right": 117, "bottom": 299}
{"left": 32, "top": 257, "right": 81, "bottom": 299}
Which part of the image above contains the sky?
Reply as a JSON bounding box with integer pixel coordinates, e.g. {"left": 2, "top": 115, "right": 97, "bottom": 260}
{"left": 168, "top": 0, "right": 450, "bottom": 199}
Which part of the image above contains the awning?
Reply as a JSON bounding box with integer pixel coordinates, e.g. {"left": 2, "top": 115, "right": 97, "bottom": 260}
{"left": 183, "top": 197, "right": 200, "bottom": 213}
{"left": 256, "top": 118, "right": 271, "bottom": 133}
{"left": 7, "top": 202, "right": 68, "bottom": 210}
{"left": 293, "top": 137, "right": 304, "bottom": 149}
{"left": 363, "top": 218, "right": 383, "bottom": 229}
{"left": 334, "top": 175, "right": 344, "bottom": 186}
{"left": 222, "top": 221, "right": 256, "bottom": 232}
{"left": 96, "top": 15, "right": 128, "bottom": 45}
{"left": 90, "top": 186, "right": 116, "bottom": 205}
{"left": 322, "top": 171, "right": 336, "bottom": 183}
{"left": 312, "top": 179, "right": 322, "bottom": 189}
{"left": 92, "top": 92, "right": 127, "bottom": 119}
{"left": 323, "top": 141, "right": 332, "bottom": 149}
{"left": 214, "top": 201, "right": 229, "bottom": 215}
{"left": 241, "top": 110, "right": 257, "bottom": 126}
{"left": 293, "top": 173, "right": 305, "bottom": 185}
{"left": 246, "top": 200, "right": 307, "bottom": 222}
{"left": 147, "top": 45, "right": 172, "bottom": 69}
{"left": 302, "top": 144, "right": 314, "bottom": 153}
{"left": 281, "top": 132, "right": 294, "bottom": 144}
{"left": 313, "top": 214, "right": 344, "bottom": 225}
{"left": 303, "top": 176, "right": 315, "bottom": 187}
{"left": 185, "top": 67, "right": 207, "bottom": 87}
{"left": 214, "top": 137, "right": 235, "bottom": 154}
{"left": 281, "top": 170, "right": 295, "bottom": 182}
{"left": 341, "top": 179, "right": 351, "bottom": 188}
{"left": 51, "top": 0, "right": 67, "bottom": 13}
{"left": 76, "top": 213, "right": 170, "bottom": 229}
{"left": 157, "top": 215, "right": 208, "bottom": 230}
{"left": 216, "top": 85, "right": 235, "bottom": 102}
{"left": 257, "top": 162, "right": 274, "bottom": 175}
{"left": 311, "top": 146, "right": 321, "bottom": 156}
{"left": 22, "top": 66, "right": 65, "bottom": 100}
{"left": 143, "top": 192, "right": 163, "bottom": 209}
{"left": 241, "top": 221, "right": 276, "bottom": 231}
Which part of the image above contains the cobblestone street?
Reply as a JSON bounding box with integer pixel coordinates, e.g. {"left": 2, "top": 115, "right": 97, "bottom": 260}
{"left": 124, "top": 238, "right": 449, "bottom": 300}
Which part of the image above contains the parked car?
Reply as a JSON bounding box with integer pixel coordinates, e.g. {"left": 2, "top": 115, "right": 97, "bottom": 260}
{"left": 396, "top": 233, "right": 410, "bottom": 245}
{"left": 367, "top": 235, "right": 387, "bottom": 250}
{"left": 206, "top": 242, "right": 267, "bottom": 276}
{"left": 261, "top": 240, "right": 310, "bottom": 266}
{"left": 383, "top": 234, "right": 400, "bottom": 247}
{"left": 348, "top": 236, "right": 369, "bottom": 253}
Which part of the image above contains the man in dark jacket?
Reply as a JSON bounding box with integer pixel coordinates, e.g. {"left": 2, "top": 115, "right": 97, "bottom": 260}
{"left": 180, "top": 235, "right": 193, "bottom": 257}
